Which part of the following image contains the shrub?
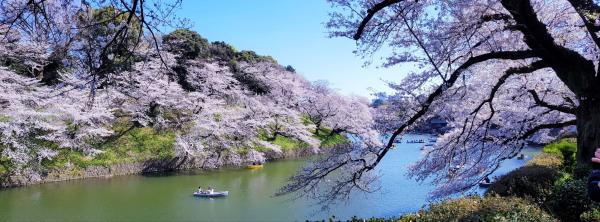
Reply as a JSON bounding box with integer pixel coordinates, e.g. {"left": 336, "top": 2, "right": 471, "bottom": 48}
{"left": 0, "top": 149, "right": 13, "bottom": 176}
{"left": 581, "top": 209, "right": 600, "bottom": 222}
{"left": 163, "top": 29, "right": 210, "bottom": 59}
{"left": 545, "top": 179, "right": 598, "bottom": 222}
{"left": 407, "top": 196, "right": 556, "bottom": 222}
{"left": 526, "top": 153, "right": 563, "bottom": 169}
{"left": 285, "top": 65, "right": 296, "bottom": 73}
{"left": 209, "top": 41, "right": 237, "bottom": 62}
{"left": 235, "top": 50, "right": 277, "bottom": 64}
{"left": 487, "top": 154, "right": 562, "bottom": 204}
{"left": 543, "top": 139, "right": 577, "bottom": 162}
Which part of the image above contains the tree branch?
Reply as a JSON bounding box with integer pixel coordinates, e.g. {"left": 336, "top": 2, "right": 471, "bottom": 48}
{"left": 367, "top": 50, "right": 537, "bottom": 171}
{"left": 353, "top": 0, "right": 404, "bottom": 40}
{"left": 567, "top": 0, "right": 600, "bottom": 48}
{"left": 518, "top": 119, "right": 577, "bottom": 140}
{"left": 501, "top": 0, "right": 598, "bottom": 97}
{"left": 471, "top": 60, "right": 549, "bottom": 115}
{"left": 528, "top": 89, "right": 577, "bottom": 114}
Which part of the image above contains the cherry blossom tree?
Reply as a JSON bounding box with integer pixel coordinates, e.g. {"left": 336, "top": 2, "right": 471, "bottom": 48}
{"left": 0, "top": 0, "right": 184, "bottom": 87}
{"left": 280, "top": 0, "right": 600, "bottom": 202}
{"left": 0, "top": 12, "right": 381, "bottom": 189}
{"left": 0, "top": 65, "right": 115, "bottom": 183}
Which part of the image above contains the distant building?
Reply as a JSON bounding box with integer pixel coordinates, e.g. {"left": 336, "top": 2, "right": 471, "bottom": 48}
{"left": 412, "top": 116, "right": 450, "bottom": 134}
{"left": 429, "top": 118, "right": 448, "bottom": 129}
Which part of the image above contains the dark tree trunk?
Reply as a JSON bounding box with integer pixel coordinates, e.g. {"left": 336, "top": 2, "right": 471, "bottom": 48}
{"left": 267, "top": 132, "right": 279, "bottom": 141}
{"left": 576, "top": 98, "right": 600, "bottom": 167}
{"left": 329, "top": 129, "right": 343, "bottom": 137}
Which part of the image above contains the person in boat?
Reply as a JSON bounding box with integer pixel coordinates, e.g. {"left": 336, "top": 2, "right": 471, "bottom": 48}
{"left": 197, "top": 186, "right": 203, "bottom": 194}
{"left": 207, "top": 186, "right": 214, "bottom": 194}
{"left": 483, "top": 176, "right": 491, "bottom": 183}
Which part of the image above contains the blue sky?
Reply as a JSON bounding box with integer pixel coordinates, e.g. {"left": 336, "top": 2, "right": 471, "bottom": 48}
{"left": 176, "top": 0, "right": 409, "bottom": 97}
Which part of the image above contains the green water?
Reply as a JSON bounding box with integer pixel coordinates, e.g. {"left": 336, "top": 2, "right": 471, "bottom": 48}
{"left": 0, "top": 134, "right": 539, "bottom": 222}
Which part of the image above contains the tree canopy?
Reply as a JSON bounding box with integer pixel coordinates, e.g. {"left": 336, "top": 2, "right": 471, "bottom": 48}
{"left": 279, "top": 0, "right": 600, "bottom": 204}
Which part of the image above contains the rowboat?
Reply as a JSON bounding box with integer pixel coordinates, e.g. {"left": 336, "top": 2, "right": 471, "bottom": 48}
{"left": 246, "top": 164, "right": 263, "bottom": 169}
{"left": 193, "top": 191, "right": 229, "bottom": 198}
{"left": 479, "top": 181, "right": 493, "bottom": 188}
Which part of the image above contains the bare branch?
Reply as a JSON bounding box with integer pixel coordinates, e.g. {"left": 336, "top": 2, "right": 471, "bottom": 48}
{"left": 528, "top": 89, "right": 577, "bottom": 114}
{"left": 518, "top": 119, "right": 577, "bottom": 140}
{"left": 353, "top": 0, "right": 404, "bottom": 40}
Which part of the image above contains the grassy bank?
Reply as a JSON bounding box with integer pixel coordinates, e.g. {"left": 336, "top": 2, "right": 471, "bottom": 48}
{"left": 42, "top": 126, "right": 176, "bottom": 171}
{"left": 1, "top": 118, "right": 349, "bottom": 187}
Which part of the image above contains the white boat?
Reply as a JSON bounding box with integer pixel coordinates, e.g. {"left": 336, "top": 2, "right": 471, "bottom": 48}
{"left": 193, "top": 191, "right": 229, "bottom": 198}
{"left": 479, "top": 181, "right": 493, "bottom": 188}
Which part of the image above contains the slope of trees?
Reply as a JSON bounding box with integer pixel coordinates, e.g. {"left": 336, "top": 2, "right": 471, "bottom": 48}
{"left": 0, "top": 2, "right": 379, "bottom": 185}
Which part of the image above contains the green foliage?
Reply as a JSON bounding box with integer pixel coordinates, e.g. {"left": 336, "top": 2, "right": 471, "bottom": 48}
{"left": 404, "top": 196, "right": 556, "bottom": 222}
{"left": 251, "top": 144, "right": 271, "bottom": 153}
{"left": 86, "top": 7, "right": 141, "bottom": 73}
{"left": 209, "top": 41, "right": 237, "bottom": 62}
{"left": 543, "top": 139, "right": 577, "bottom": 173}
{"left": 270, "top": 135, "right": 310, "bottom": 151}
{"left": 300, "top": 115, "right": 313, "bottom": 125}
{"left": 543, "top": 139, "right": 577, "bottom": 166}
{"left": 235, "top": 50, "right": 277, "bottom": 64}
{"left": 223, "top": 50, "right": 272, "bottom": 95}
{"left": 314, "top": 128, "right": 349, "bottom": 148}
{"left": 486, "top": 139, "right": 600, "bottom": 222}
{"left": 485, "top": 166, "right": 559, "bottom": 204}
{"left": 101, "top": 126, "right": 176, "bottom": 161}
{"left": 0, "top": 149, "right": 12, "bottom": 175}
{"left": 41, "top": 124, "right": 176, "bottom": 171}
{"left": 486, "top": 154, "right": 562, "bottom": 204}
{"left": 213, "top": 113, "right": 223, "bottom": 122}
{"left": 285, "top": 65, "right": 296, "bottom": 73}
{"left": 545, "top": 179, "right": 598, "bottom": 222}
{"left": 573, "top": 164, "right": 593, "bottom": 180}
{"left": 254, "top": 126, "right": 348, "bottom": 153}
{"left": 581, "top": 209, "right": 600, "bottom": 222}
{"left": 163, "top": 29, "right": 210, "bottom": 59}
{"left": 0, "top": 115, "right": 13, "bottom": 123}
{"left": 1, "top": 57, "right": 32, "bottom": 77}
